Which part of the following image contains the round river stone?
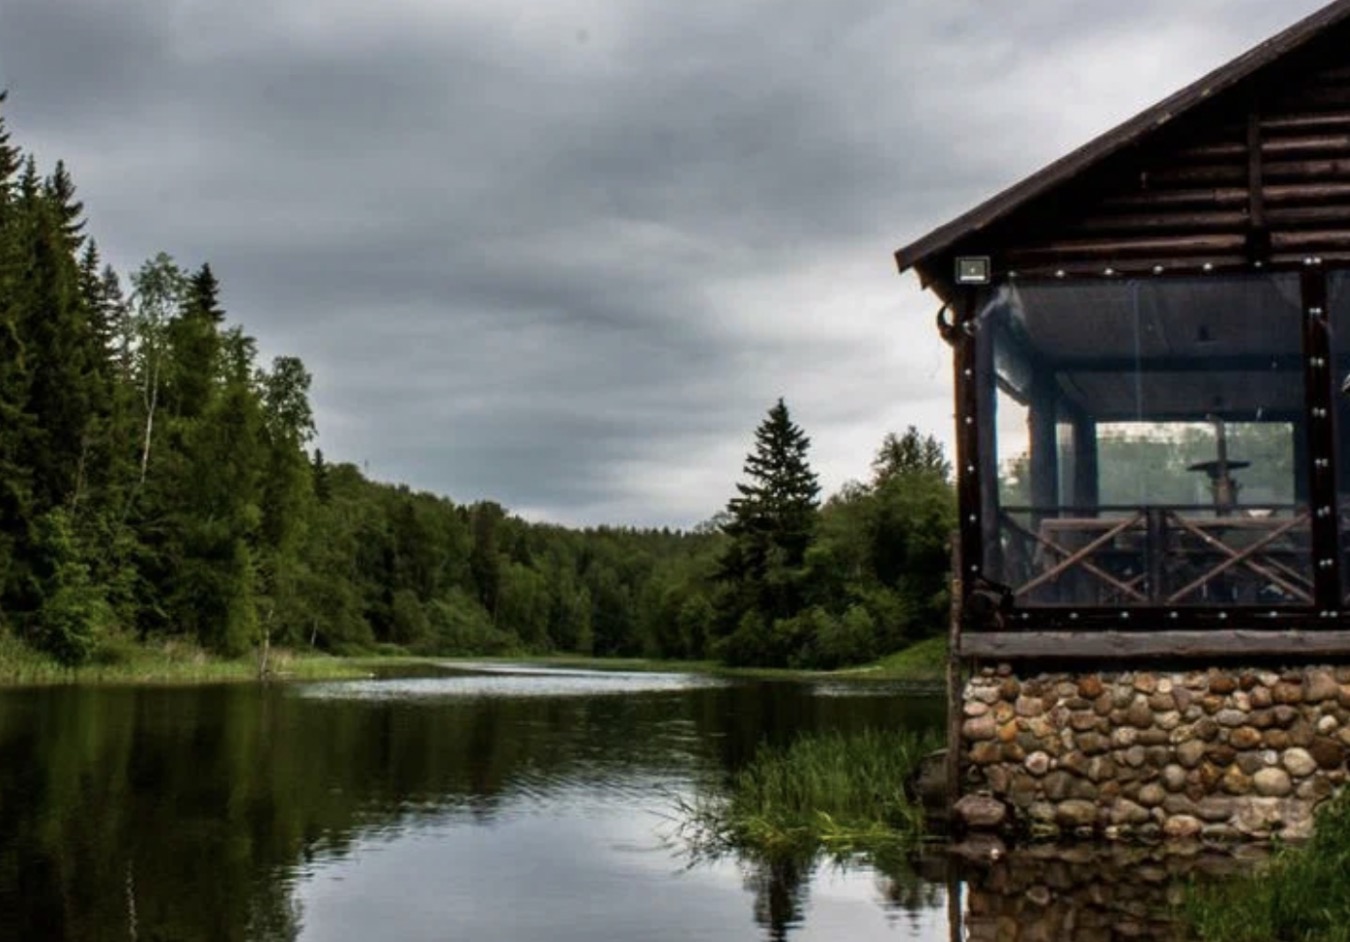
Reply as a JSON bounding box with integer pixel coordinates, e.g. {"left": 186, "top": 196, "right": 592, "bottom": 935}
{"left": 1283, "top": 748, "right": 1317, "bottom": 778}
{"left": 1253, "top": 767, "right": 1293, "bottom": 797}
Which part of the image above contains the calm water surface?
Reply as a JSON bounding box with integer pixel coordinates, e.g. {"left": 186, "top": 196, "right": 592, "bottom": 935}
{"left": 0, "top": 665, "right": 1241, "bottom": 940}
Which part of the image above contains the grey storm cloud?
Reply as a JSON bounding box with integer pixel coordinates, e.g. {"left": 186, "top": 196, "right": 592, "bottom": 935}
{"left": 0, "top": 0, "right": 1332, "bottom": 525}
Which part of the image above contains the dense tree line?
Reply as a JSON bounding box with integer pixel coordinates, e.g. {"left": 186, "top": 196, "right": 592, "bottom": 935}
{"left": 709, "top": 402, "right": 954, "bottom": 668}
{"left": 0, "top": 99, "right": 954, "bottom": 668}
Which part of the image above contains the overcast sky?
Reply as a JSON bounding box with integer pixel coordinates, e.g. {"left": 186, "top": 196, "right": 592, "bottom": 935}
{"left": 0, "top": 0, "right": 1332, "bottom": 527}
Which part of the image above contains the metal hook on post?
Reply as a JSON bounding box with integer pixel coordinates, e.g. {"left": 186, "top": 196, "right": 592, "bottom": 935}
{"left": 935, "top": 304, "right": 958, "bottom": 345}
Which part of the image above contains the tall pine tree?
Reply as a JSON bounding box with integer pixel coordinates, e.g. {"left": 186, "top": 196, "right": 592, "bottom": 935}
{"left": 0, "top": 94, "right": 31, "bottom": 615}
{"left": 714, "top": 398, "right": 820, "bottom": 665}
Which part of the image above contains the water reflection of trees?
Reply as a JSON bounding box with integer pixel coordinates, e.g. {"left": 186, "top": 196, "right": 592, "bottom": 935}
{"left": 0, "top": 678, "right": 942, "bottom": 940}
{"left": 742, "top": 854, "right": 813, "bottom": 942}
{"left": 872, "top": 850, "right": 946, "bottom": 934}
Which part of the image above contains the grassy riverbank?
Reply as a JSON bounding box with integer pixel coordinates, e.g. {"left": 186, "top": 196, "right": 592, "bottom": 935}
{"left": 681, "top": 727, "right": 941, "bottom": 857}
{"left": 0, "top": 634, "right": 948, "bottom": 688}
{"left": 0, "top": 634, "right": 369, "bottom": 686}
{"left": 486, "top": 636, "right": 948, "bottom": 687}
{"left": 1186, "top": 790, "right": 1350, "bottom": 942}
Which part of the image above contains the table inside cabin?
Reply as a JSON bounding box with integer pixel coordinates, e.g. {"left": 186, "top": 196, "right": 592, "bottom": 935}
{"left": 1006, "top": 509, "right": 1313, "bottom": 605}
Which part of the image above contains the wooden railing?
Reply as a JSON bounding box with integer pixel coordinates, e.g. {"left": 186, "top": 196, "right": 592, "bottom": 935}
{"left": 996, "top": 505, "right": 1313, "bottom": 607}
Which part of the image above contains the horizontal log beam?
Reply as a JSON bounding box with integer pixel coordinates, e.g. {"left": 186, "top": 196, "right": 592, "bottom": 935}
{"left": 1273, "top": 87, "right": 1350, "bottom": 109}
{"left": 1071, "top": 210, "right": 1249, "bottom": 234}
{"left": 1100, "top": 187, "right": 1249, "bottom": 210}
{"left": 959, "top": 630, "right": 1350, "bottom": 660}
{"left": 1266, "top": 134, "right": 1350, "bottom": 154}
{"left": 1262, "top": 112, "right": 1350, "bottom": 132}
{"left": 1141, "top": 159, "right": 1350, "bottom": 185}
{"left": 1008, "top": 256, "right": 1249, "bottom": 278}
{"left": 1312, "top": 65, "right": 1350, "bottom": 83}
{"left": 1178, "top": 135, "right": 1350, "bottom": 161}
{"left": 1007, "top": 232, "right": 1350, "bottom": 267}
{"left": 1270, "top": 250, "right": 1350, "bottom": 266}
{"left": 1271, "top": 229, "right": 1350, "bottom": 249}
{"left": 1267, "top": 182, "right": 1350, "bottom": 202}
{"left": 1102, "top": 184, "right": 1350, "bottom": 211}
{"left": 1147, "top": 165, "right": 1247, "bottom": 186}
{"left": 1267, "top": 204, "right": 1350, "bottom": 226}
{"left": 1174, "top": 142, "right": 1247, "bottom": 161}
{"left": 1266, "top": 158, "right": 1350, "bottom": 179}
{"left": 1007, "top": 233, "right": 1246, "bottom": 262}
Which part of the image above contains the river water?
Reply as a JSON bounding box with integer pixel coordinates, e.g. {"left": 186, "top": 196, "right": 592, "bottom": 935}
{"left": 0, "top": 664, "right": 1245, "bottom": 940}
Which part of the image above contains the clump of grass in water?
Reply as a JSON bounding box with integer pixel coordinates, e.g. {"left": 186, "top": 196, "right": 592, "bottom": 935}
{"left": 1186, "top": 789, "right": 1350, "bottom": 942}
{"left": 682, "top": 728, "right": 941, "bottom": 858}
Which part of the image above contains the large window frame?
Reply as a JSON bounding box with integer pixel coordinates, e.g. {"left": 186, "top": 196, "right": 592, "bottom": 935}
{"left": 956, "top": 268, "right": 1343, "bottom": 629}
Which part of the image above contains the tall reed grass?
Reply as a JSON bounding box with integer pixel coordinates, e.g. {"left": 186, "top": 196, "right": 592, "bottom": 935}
{"left": 1186, "top": 790, "right": 1350, "bottom": 942}
{"left": 682, "top": 727, "right": 940, "bottom": 857}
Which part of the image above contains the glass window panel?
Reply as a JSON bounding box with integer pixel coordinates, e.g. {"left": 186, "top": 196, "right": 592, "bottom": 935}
{"left": 978, "top": 275, "right": 1310, "bottom": 609}
{"left": 1331, "top": 272, "right": 1350, "bottom": 604}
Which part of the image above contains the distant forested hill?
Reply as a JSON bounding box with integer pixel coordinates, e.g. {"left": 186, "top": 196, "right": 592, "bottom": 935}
{"left": 0, "top": 96, "right": 953, "bottom": 669}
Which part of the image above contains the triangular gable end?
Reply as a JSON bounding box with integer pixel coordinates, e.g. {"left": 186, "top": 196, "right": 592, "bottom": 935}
{"left": 896, "top": 0, "right": 1350, "bottom": 299}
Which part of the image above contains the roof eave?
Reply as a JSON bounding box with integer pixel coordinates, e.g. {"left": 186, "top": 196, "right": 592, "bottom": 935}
{"left": 893, "top": 0, "right": 1350, "bottom": 279}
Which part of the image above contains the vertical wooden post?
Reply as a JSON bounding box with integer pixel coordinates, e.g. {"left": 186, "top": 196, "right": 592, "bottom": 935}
{"left": 1246, "top": 107, "right": 1270, "bottom": 264}
{"left": 946, "top": 863, "right": 964, "bottom": 942}
{"left": 946, "top": 536, "right": 965, "bottom": 816}
{"left": 1293, "top": 418, "right": 1310, "bottom": 507}
{"left": 1072, "top": 413, "right": 1099, "bottom": 512}
{"left": 1302, "top": 268, "right": 1339, "bottom": 610}
{"left": 1028, "top": 375, "right": 1060, "bottom": 528}
{"left": 974, "top": 321, "right": 1000, "bottom": 574}
{"left": 1146, "top": 507, "right": 1166, "bottom": 604}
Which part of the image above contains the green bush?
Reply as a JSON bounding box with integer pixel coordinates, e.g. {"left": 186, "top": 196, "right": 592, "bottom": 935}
{"left": 811, "top": 605, "right": 877, "bottom": 670}
{"left": 31, "top": 510, "right": 116, "bottom": 666}
{"left": 426, "top": 589, "right": 517, "bottom": 655}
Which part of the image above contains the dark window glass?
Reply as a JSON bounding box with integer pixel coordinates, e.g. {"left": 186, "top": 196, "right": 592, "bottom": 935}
{"left": 1330, "top": 272, "right": 1350, "bottom": 605}
{"left": 978, "top": 275, "right": 1310, "bottom": 608}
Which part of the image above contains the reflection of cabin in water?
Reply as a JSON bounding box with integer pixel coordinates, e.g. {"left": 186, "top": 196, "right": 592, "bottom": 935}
{"left": 896, "top": 0, "right": 1350, "bottom": 660}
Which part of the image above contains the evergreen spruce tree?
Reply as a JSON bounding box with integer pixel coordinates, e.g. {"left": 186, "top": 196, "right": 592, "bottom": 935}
{"left": 16, "top": 164, "right": 107, "bottom": 513}
{"left": 166, "top": 327, "right": 264, "bottom": 654}
{"left": 715, "top": 398, "right": 821, "bottom": 665}
{"left": 0, "top": 93, "right": 20, "bottom": 203}
{"left": 0, "top": 95, "right": 31, "bottom": 612}
{"left": 311, "top": 449, "right": 332, "bottom": 504}
{"left": 43, "top": 160, "right": 85, "bottom": 251}
{"left": 164, "top": 263, "right": 224, "bottom": 420}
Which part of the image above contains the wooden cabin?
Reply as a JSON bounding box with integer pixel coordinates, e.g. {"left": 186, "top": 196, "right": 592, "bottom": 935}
{"left": 896, "top": 0, "right": 1350, "bottom": 662}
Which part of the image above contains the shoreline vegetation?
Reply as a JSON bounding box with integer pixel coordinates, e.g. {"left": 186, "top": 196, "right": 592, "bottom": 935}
{"left": 0, "top": 633, "right": 369, "bottom": 686}
{"left": 0, "top": 100, "right": 956, "bottom": 696}
{"left": 0, "top": 634, "right": 949, "bottom": 688}
{"left": 1185, "top": 789, "right": 1350, "bottom": 942}
{"left": 13, "top": 625, "right": 1350, "bottom": 942}
{"left": 678, "top": 727, "right": 941, "bottom": 859}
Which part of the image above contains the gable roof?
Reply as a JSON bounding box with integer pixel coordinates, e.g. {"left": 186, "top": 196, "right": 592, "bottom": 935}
{"left": 894, "top": 0, "right": 1350, "bottom": 282}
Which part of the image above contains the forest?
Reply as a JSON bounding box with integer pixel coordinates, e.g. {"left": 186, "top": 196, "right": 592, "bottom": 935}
{"left": 0, "top": 96, "right": 955, "bottom": 670}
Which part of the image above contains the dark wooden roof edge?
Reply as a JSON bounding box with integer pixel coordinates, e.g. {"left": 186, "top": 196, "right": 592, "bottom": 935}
{"left": 893, "top": 0, "right": 1350, "bottom": 283}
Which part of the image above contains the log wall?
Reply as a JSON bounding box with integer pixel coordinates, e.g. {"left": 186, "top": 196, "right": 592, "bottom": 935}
{"left": 987, "top": 46, "right": 1350, "bottom": 278}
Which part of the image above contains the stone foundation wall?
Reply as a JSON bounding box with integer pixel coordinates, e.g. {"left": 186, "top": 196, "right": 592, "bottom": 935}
{"left": 958, "top": 664, "right": 1350, "bottom": 840}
